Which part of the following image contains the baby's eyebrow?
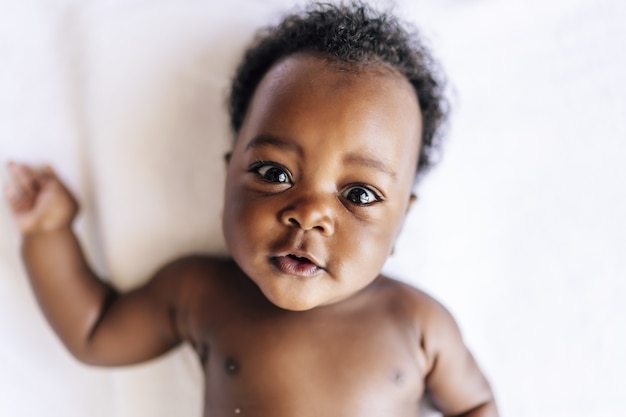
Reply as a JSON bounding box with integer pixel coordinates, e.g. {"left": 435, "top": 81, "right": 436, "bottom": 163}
{"left": 244, "top": 134, "right": 303, "bottom": 156}
{"left": 344, "top": 153, "right": 397, "bottom": 181}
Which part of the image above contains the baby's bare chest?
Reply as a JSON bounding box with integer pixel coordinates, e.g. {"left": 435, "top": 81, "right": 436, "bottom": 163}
{"left": 190, "top": 297, "right": 426, "bottom": 417}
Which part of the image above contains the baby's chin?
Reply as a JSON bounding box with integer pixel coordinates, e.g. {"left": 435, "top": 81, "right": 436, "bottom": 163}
{"left": 258, "top": 283, "right": 343, "bottom": 312}
{"left": 262, "top": 289, "right": 324, "bottom": 312}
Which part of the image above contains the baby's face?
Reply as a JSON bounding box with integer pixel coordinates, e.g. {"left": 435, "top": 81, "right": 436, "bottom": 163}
{"left": 223, "top": 53, "right": 421, "bottom": 311}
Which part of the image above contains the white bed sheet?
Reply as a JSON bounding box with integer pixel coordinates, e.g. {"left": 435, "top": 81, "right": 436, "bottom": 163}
{"left": 2, "top": 0, "right": 625, "bottom": 416}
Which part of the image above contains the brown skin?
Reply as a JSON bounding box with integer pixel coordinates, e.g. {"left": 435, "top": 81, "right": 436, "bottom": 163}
{"left": 4, "top": 53, "right": 497, "bottom": 416}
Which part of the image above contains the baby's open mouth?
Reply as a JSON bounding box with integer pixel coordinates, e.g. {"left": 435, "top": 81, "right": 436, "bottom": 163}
{"left": 271, "top": 254, "right": 322, "bottom": 277}
{"left": 288, "top": 254, "right": 312, "bottom": 263}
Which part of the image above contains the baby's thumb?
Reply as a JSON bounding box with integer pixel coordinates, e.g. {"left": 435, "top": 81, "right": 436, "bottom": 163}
{"left": 41, "top": 165, "right": 57, "bottom": 180}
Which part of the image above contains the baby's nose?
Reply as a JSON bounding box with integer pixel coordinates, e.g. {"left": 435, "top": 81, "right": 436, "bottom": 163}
{"left": 279, "top": 195, "right": 335, "bottom": 236}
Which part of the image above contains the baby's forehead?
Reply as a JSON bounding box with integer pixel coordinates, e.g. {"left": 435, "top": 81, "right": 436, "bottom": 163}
{"left": 257, "top": 52, "right": 416, "bottom": 104}
{"left": 238, "top": 52, "right": 423, "bottom": 181}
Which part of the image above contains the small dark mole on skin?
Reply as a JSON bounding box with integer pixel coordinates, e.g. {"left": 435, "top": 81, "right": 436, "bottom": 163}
{"left": 225, "top": 357, "right": 240, "bottom": 375}
{"left": 393, "top": 369, "right": 406, "bottom": 385}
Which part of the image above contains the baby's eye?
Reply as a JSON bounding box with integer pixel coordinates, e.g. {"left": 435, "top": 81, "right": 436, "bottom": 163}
{"left": 342, "top": 186, "right": 381, "bottom": 206}
{"left": 251, "top": 162, "right": 291, "bottom": 184}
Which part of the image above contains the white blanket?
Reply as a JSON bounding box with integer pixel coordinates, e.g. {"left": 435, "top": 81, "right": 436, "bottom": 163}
{"left": 2, "top": 1, "right": 625, "bottom": 416}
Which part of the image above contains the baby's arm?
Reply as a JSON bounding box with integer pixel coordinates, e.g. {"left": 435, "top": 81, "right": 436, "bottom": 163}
{"left": 4, "top": 162, "right": 184, "bottom": 366}
{"left": 420, "top": 297, "right": 498, "bottom": 417}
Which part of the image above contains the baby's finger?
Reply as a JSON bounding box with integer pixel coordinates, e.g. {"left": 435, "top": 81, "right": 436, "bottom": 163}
{"left": 8, "top": 162, "right": 40, "bottom": 197}
{"left": 41, "top": 165, "right": 58, "bottom": 181}
{"left": 3, "top": 182, "right": 30, "bottom": 212}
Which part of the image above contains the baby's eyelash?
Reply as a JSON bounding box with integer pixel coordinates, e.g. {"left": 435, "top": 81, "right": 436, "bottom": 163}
{"left": 247, "top": 160, "right": 267, "bottom": 171}
{"left": 247, "top": 160, "right": 274, "bottom": 174}
{"left": 248, "top": 161, "right": 292, "bottom": 184}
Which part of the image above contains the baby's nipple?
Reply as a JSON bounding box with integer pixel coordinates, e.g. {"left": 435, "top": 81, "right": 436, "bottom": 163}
{"left": 224, "top": 356, "right": 240, "bottom": 375}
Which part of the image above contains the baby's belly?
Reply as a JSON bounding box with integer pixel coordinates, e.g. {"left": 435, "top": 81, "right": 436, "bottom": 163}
{"left": 202, "top": 384, "right": 421, "bottom": 417}
{"left": 203, "top": 401, "right": 421, "bottom": 417}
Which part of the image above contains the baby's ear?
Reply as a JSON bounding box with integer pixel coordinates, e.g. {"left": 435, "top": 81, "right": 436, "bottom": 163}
{"left": 224, "top": 152, "right": 232, "bottom": 164}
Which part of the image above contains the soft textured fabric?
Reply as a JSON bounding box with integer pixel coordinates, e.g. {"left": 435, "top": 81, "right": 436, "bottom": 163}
{"left": 1, "top": 0, "right": 624, "bottom": 416}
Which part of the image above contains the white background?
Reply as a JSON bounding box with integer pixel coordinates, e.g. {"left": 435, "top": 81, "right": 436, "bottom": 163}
{"left": 1, "top": 0, "right": 624, "bottom": 416}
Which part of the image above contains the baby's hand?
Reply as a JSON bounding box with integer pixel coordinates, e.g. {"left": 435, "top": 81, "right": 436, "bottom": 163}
{"left": 3, "top": 162, "right": 78, "bottom": 236}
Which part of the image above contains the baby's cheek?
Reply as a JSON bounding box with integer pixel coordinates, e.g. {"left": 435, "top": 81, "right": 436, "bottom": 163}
{"left": 342, "top": 226, "right": 392, "bottom": 273}
{"left": 229, "top": 199, "right": 278, "bottom": 255}
{"left": 222, "top": 197, "right": 251, "bottom": 254}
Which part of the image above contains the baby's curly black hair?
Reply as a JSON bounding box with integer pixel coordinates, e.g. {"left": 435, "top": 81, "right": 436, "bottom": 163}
{"left": 229, "top": 1, "right": 448, "bottom": 182}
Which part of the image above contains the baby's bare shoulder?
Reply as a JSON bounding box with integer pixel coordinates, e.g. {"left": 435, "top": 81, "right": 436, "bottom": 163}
{"left": 376, "top": 277, "right": 463, "bottom": 358}
{"left": 152, "top": 255, "right": 234, "bottom": 298}
{"left": 151, "top": 255, "right": 235, "bottom": 287}
{"left": 377, "top": 276, "right": 452, "bottom": 326}
{"left": 147, "top": 255, "right": 241, "bottom": 339}
{"left": 378, "top": 278, "right": 496, "bottom": 414}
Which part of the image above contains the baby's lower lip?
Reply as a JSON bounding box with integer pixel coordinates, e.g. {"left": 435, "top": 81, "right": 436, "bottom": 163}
{"left": 271, "top": 255, "right": 322, "bottom": 277}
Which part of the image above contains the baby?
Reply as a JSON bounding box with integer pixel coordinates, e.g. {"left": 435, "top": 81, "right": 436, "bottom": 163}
{"left": 4, "top": 2, "right": 497, "bottom": 416}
